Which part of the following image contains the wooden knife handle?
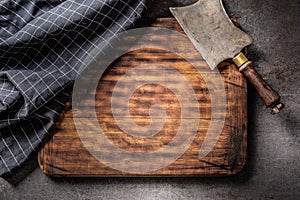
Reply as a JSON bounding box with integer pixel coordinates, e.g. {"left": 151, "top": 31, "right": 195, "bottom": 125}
{"left": 230, "top": 20, "right": 284, "bottom": 114}
{"left": 238, "top": 60, "right": 284, "bottom": 114}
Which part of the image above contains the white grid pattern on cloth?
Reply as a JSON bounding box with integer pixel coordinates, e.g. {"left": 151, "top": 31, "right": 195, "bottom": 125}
{"left": 0, "top": 0, "right": 151, "bottom": 177}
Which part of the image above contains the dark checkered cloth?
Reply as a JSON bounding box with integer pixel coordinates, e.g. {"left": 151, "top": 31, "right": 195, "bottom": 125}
{"left": 0, "top": 0, "right": 151, "bottom": 177}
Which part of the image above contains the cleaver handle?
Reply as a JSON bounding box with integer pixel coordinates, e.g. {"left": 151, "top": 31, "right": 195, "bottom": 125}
{"left": 233, "top": 53, "right": 284, "bottom": 114}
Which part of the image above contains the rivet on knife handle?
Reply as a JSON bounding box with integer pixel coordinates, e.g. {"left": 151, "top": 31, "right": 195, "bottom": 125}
{"left": 233, "top": 53, "right": 284, "bottom": 114}
{"left": 170, "top": 0, "right": 284, "bottom": 114}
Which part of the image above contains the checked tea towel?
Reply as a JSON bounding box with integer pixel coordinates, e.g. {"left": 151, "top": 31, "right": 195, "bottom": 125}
{"left": 0, "top": 0, "right": 151, "bottom": 177}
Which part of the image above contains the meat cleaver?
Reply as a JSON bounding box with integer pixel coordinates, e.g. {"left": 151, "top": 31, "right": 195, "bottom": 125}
{"left": 170, "top": 0, "right": 284, "bottom": 114}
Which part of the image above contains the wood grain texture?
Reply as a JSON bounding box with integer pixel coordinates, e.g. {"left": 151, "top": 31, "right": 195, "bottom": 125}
{"left": 38, "top": 18, "right": 247, "bottom": 177}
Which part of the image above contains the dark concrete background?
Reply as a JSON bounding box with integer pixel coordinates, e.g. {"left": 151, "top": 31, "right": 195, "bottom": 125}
{"left": 1, "top": 0, "right": 299, "bottom": 199}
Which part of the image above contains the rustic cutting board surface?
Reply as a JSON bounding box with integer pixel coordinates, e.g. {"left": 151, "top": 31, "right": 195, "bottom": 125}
{"left": 38, "top": 18, "right": 247, "bottom": 177}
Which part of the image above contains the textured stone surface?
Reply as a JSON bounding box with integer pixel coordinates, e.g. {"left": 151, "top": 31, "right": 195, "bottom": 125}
{"left": 1, "top": 0, "right": 299, "bottom": 199}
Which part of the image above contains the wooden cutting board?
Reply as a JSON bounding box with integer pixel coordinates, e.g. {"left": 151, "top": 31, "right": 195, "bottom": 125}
{"left": 38, "top": 18, "right": 247, "bottom": 177}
